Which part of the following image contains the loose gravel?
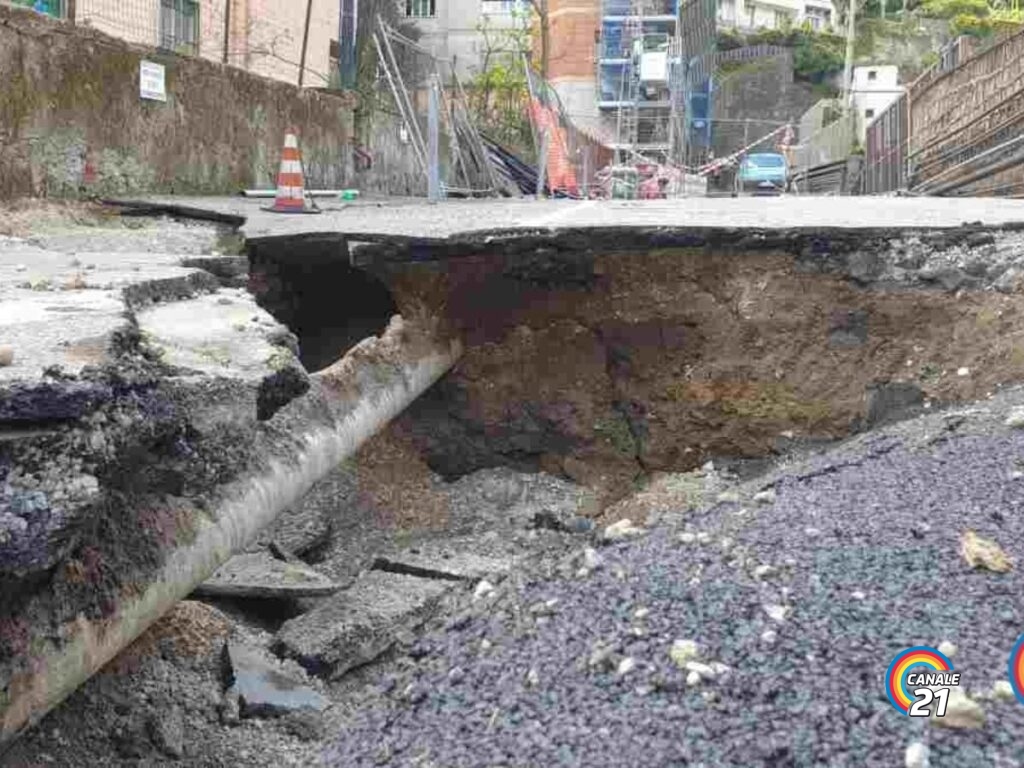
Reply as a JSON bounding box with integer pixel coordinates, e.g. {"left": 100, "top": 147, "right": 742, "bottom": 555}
{"left": 324, "top": 396, "right": 1024, "bottom": 768}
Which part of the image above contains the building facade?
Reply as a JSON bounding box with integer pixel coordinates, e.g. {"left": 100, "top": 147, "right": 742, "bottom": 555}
{"left": 9, "top": 0, "right": 340, "bottom": 87}
{"left": 402, "top": 0, "right": 530, "bottom": 80}
{"left": 716, "top": 0, "right": 834, "bottom": 31}
{"left": 851, "top": 64, "right": 901, "bottom": 144}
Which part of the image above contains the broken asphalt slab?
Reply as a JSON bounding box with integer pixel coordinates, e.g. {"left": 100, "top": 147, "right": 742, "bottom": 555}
{"left": 193, "top": 552, "right": 340, "bottom": 599}
{"left": 372, "top": 537, "right": 515, "bottom": 581}
{"left": 223, "top": 640, "right": 331, "bottom": 719}
{"left": 274, "top": 570, "right": 455, "bottom": 679}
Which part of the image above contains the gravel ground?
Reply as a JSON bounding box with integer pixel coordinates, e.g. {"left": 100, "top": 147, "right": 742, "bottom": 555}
{"left": 322, "top": 393, "right": 1024, "bottom": 768}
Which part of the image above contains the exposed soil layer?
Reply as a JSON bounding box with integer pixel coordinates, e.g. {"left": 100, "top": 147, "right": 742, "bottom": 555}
{"left": 371, "top": 236, "right": 1024, "bottom": 505}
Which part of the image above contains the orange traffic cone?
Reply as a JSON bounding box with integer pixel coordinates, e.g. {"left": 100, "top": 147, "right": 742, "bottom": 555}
{"left": 263, "top": 129, "right": 320, "bottom": 214}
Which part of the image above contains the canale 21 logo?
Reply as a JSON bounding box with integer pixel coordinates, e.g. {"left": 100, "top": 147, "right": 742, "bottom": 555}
{"left": 885, "top": 646, "right": 959, "bottom": 717}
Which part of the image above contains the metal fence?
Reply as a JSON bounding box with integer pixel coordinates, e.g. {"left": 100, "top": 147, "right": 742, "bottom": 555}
{"left": 863, "top": 92, "right": 907, "bottom": 194}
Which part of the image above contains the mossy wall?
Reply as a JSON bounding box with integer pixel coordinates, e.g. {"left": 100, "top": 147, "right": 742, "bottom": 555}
{"left": 0, "top": 5, "right": 359, "bottom": 199}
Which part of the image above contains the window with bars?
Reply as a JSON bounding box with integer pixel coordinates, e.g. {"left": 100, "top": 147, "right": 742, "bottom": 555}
{"left": 405, "top": 0, "right": 436, "bottom": 17}
{"left": 160, "top": 0, "right": 199, "bottom": 55}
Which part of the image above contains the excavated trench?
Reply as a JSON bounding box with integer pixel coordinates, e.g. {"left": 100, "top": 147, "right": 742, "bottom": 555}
{"left": 248, "top": 223, "right": 1024, "bottom": 510}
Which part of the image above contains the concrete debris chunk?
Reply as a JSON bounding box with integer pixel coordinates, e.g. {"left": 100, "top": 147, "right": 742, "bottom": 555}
{"left": 959, "top": 530, "right": 1013, "bottom": 573}
{"left": 1005, "top": 408, "right": 1024, "bottom": 429}
{"left": 276, "top": 570, "right": 452, "bottom": 679}
{"left": 602, "top": 518, "right": 645, "bottom": 543}
{"left": 753, "top": 489, "right": 777, "bottom": 505}
{"left": 374, "top": 543, "right": 512, "bottom": 581}
{"left": 194, "top": 552, "right": 339, "bottom": 599}
{"left": 224, "top": 641, "right": 330, "bottom": 719}
{"left": 931, "top": 687, "right": 985, "bottom": 730}
{"left": 905, "top": 741, "right": 929, "bottom": 768}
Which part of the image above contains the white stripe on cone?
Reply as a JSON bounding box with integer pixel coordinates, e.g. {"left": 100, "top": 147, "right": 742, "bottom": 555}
{"left": 277, "top": 186, "right": 305, "bottom": 199}
{"left": 279, "top": 159, "right": 303, "bottom": 175}
{"left": 284, "top": 134, "right": 299, "bottom": 149}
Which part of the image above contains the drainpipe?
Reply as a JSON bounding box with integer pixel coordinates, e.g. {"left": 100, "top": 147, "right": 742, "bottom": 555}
{"left": 0, "top": 319, "right": 461, "bottom": 749}
{"left": 299, "top": 0, "right": 314, "bottom": 86}
{"left": 223, "top": 0, "right": 231, "bottom": 64}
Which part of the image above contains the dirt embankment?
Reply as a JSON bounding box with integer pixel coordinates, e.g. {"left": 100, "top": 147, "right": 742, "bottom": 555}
{"left": 372, "top": 230, "right": 1024, "bottom": 506}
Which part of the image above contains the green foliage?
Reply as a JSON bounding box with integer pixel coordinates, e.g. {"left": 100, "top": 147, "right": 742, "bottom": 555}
{"left": 717, "top": 27, "right": 846, "bottom": 82}
{"left": 950, "top": 12, "right": 996, "bottom": 34}
{"left": 793, "top": 32, "right": 846, "bottom": 80}
{"left": 465, "top": 11, "right": 533, "bottom": 155}
{"left": 919, "top": 0, "right": 988, "bottom": 18}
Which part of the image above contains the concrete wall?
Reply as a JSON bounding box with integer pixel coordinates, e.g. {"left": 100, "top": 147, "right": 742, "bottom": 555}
{"left": 75, "top": 0, "right": 340, "bottom": 88}
{"left": 712, "top": 51, "right": 817, "bottom": 159}
{"left": 0, "top": 4, "right": 367, "bottom": 198}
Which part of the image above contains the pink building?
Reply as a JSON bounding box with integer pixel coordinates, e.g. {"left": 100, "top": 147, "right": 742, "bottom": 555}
{"left": 59, "top": 0, "right": 339, "bottom": 87}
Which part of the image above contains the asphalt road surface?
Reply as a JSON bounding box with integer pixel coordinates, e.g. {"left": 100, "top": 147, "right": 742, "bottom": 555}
{"left": 324, "top": 391, "right": 1024, "bottom": 768}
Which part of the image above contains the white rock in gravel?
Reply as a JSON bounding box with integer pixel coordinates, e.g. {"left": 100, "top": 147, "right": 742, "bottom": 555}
{"left": 603, "top": 519, "right": 645, "bottom": 542}
{"left": 804, "top": 527, "right": 822, "bottom": 537}
{"left": 1006, "top": 408, "right": 1024, "bottom": 429}
{"left": 764, "top": 604, "right": 789, "bottom": 622}
{"left": 931, "top": 688, "right": 985, "bottom": 729}
{"left": 992, "top": 680, "right": 1015, "bottom": 701}
{"left": 957, "top": 367, "right": 970, "bottom": 377}
{"left": 669, "top": 639, "right": 700, "bottom": 668}
{"left": 754, "top": 564, "right": 778, "bottom": 580}
{"left": 851, "top": 590, "right": 867, "bottom": 601}
{"left": 937, "top": 641, "right": 957, "bottom": 659}
{"left": 581, "top": 547, "right": 604, "bottom": 571}
{"left": 526, "top": 668, "right": 540, "bottom": 687}
{"left": 686, "top": 670, "right": 702, "bottom": 687}
{"left": 696, "top": 532, "right": 712, "bottom": 544}
{"left": 753, "top": 489, "right": 777, "bottom": 505}
{"left": 480, "top": 639, "right": 492, "bottom": 652}
{"left": 1012, "top": 471, "right": 1024, "bottom": 480}
{"left": 14, "top": 264, "right": 26, "bottom": 272}
{"left": 905, "top": 741, "right": 929, "bottom": 768}
{"left": 711, "top": 662, "right": 731, "bottom": 677}
{"left": 617, "top": 657, "right": 637, "bottom": 676}
{"left": 679, "top": 532, "right": 697, "bottom": 544}
{"left": 684, "top": 661, "right": 718, "bottom": 680}
{"left": 473, "top": 580, "right": 495, "bottom": 600}
{"left": 633, "top": 607, "right": 650, "bottom": 620}
{"left": 716, "top": 490, "right": 741, "bottom": 503}
{"left": 760, "top": 629, "right": 778, "bottom": 645}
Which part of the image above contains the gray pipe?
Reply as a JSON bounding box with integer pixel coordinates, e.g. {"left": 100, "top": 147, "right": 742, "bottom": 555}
{"left": 0, "top": 319, "right": 461, "bottom": 747}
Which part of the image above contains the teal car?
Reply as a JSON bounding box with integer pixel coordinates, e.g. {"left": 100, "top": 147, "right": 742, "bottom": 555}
{"left": 733, "top": 152, "right": 789, "bottom": 196}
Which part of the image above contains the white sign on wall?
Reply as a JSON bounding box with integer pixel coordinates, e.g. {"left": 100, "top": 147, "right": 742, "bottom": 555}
{"left": 139, "top": 61, "right": 167, "bottom": 102}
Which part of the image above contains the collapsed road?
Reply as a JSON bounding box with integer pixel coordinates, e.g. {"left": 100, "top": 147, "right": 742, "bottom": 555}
{"left": 4, "top": 197, "right": 1024, "bottom": 765}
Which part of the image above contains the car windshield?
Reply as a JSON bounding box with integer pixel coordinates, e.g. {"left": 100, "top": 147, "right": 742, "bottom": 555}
{"left": 745, "top": 154, "right": 785, "bottom": 168}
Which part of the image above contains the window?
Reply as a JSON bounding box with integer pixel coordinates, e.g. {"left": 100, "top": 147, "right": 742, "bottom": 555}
{"left": 865, "top": 109, "right": 875, "bottom": 119}
{"left": 160, "top": 0, "right": 199, "bottom": 55}
{"left": 406, "top": 0, "right": 436, "bottom": 17}
{"left": 482, "top": 0, "right": 519, "bottom": 13}
{"left": 867, "top": 70, "right": 877, "bottom": 80}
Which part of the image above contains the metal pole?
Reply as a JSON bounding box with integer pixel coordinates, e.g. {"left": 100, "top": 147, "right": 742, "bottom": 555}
{"left": 582, "top": 147, "right": 590, "bottom": 199}
{"left": 222, "top": 0, "right": 231, "bottom": 64}
{"left": 66, "top": 0, "right": 76, "bottom": 23}
{"left": 372, "top": 31, "right": 427, "bottom": 174}
{"left": 536, "top": 127, "right": 550, "bottom": 198}
{"left": 428, "top": 77, "right": 442, "bottom": 202}
{"left": 299, "top": 0, "right": 313, "bottom": 86}
{"left": 841, "top": 0, "right": 857, "bottom": 109}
